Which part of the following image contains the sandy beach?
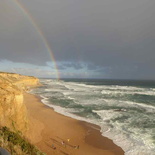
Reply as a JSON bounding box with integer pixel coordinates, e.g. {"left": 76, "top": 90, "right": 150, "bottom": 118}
{"left": 24, "top": 92, "right": 124, "bottom": 155}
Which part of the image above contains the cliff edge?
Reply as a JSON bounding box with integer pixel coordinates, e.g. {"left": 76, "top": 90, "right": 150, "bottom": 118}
{"left": 0, "top": 72, "right": 39, "bottom": 133}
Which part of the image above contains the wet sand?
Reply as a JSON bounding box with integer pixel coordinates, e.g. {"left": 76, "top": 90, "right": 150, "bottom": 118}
{"left": 24, "top": 92, "right": 124, "bottom": 155}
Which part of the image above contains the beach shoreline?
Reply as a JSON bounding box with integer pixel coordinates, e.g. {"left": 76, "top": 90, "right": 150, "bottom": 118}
{"left": 24, "top": 92, "right": 124, "bottom": 155}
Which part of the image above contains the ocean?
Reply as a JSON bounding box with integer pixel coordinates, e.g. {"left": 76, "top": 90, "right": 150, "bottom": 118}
{"left": 30, "top": 79, "right": 155, "bottom": 155}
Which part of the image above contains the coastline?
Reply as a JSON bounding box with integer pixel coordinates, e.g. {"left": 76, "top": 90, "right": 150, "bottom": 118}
{"left": 24, "top": 92, "right": 124, "bottom": 155}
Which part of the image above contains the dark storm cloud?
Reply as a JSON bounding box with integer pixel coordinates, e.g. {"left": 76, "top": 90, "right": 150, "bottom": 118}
{"left": 20, "top": 0, "right": 155, "bottom": 63}
{"left": 1, "top": 0, "right": 155, "bottom": 79}
{"left": 0, "top": 0, "right": 51, "bottom": 65}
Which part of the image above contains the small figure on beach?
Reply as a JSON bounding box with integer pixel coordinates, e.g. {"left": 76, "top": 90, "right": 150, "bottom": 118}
{"left": 62, "top": 141, "right": 66, "bottom": 147}
{"left": 74, "top": 145, "right": 79, "bottom": 149}
{"left": 52, "top": 144, "right": 56, "bottom": 150}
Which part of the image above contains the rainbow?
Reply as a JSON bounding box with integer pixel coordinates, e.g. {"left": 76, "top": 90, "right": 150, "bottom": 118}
{"left": 11, "top": 0, "right": 60, "bottom": 79}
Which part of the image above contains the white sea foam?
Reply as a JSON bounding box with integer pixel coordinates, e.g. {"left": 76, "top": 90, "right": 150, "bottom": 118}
{"left": 30, "top": 79, "right": 155, "bottom": 155}
{"left": 102, "top": 99, "right": 155, "bottom": 112}
{"left": 101, "top": 89, "right": 155, "bottom": 96}
{"left": 40, "top": 96, "right": 97, "bottom": 124}
{"left": 94, "top": 109, "right": 155, "bottom": 155}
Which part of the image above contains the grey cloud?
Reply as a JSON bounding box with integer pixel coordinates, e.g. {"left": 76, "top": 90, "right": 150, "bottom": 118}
{"left": 0, "top": 0, "right": 51, "bottom": 65}
{"left": 62, "top": 62, "right": 83, "bottom": 70}
{"left": 21, "top": 0, "right": 155, "bottom": 67}
{"left": 1, "top": 0, "right": 155, "bottom": 79}
{"left": 47, "top": 61, "right": 84, "bottom": 70}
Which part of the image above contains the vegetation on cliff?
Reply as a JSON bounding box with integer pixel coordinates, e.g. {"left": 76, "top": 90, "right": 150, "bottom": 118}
{"left": 0, "top": 126, "right": 45, "bottom": 155}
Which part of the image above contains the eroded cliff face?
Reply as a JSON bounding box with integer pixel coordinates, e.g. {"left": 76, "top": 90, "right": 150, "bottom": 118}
{"left": 0, "top": 72, "right": 39, "bottom": 133}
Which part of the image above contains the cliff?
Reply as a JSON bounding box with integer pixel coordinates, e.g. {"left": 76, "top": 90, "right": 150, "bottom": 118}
{"left": 0, "top": 72, "right": 39, "bottom": 133}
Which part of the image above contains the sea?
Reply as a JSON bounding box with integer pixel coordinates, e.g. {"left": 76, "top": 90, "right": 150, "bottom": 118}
{"left": 30, "top": 78, "right": 155, "bottom": 155}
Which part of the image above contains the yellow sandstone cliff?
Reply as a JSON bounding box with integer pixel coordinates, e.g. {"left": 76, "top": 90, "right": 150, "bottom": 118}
{"left": 0, "top": 72, "right": 39, "bottom": 133}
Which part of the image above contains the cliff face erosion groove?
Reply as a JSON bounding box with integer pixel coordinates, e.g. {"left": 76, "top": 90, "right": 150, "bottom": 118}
{"left": 0, "top": 72, "right": 39, "bottom": 133}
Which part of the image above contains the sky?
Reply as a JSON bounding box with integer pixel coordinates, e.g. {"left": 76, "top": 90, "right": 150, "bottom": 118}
{"left": 0, "top": 0, "right": 155, "bottom": 79}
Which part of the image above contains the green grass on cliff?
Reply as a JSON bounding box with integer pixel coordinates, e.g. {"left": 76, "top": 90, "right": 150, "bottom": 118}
{"left": 0, "top": 126, "right": 46, "bottom": 155}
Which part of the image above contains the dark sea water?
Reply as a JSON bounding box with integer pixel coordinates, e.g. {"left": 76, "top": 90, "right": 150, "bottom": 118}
{"left": 30, "top": 79, "right": 155, "bottom": 155}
